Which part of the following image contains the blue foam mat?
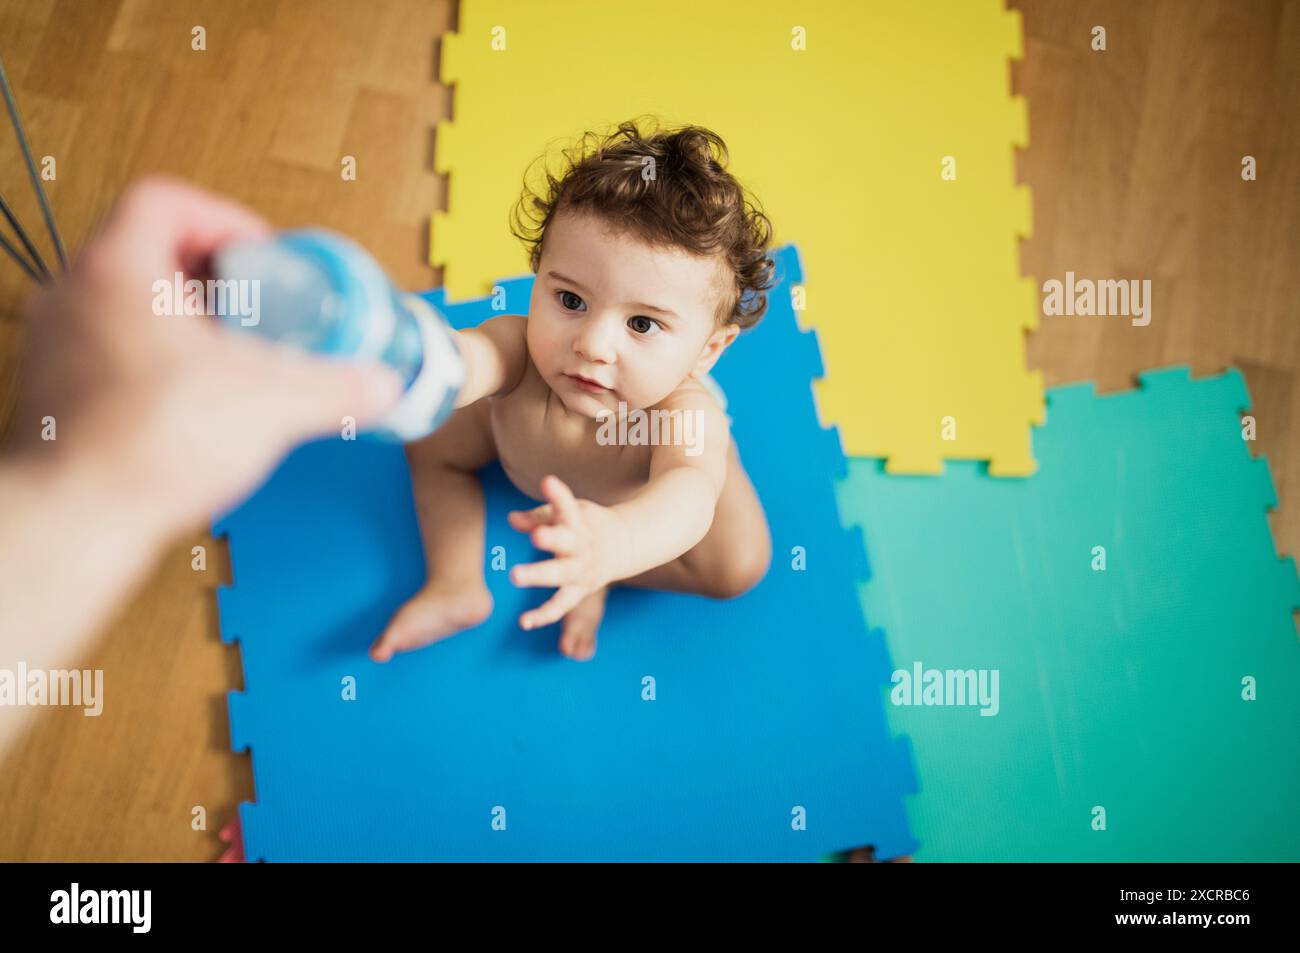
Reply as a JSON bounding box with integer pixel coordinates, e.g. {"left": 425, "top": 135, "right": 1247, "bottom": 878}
{"left": 215, "top": 245, "right": 918, "bottom": 861}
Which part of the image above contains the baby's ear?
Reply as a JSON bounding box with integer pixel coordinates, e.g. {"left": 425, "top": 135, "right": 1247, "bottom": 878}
{"left": 694, "top": 322, "right": 740, "bottom": 375}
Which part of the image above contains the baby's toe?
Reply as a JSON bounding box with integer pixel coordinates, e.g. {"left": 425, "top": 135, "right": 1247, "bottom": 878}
{"left": 369, "top": 629, "right": 401, "bottom": 663}
{"left": 558, "top": 588, "right": 606, "bottom": 661}
{"left": 560, "top": 631, "right": 595, "bottom": 661}
{"left": 371, "top": 613, "right": 420, "bottom": 660}
{"left": 559, "top": 622, "right": 597, "bottom": 662}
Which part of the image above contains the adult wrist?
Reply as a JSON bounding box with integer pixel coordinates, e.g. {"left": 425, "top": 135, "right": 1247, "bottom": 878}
{"left": 1, "top": 446, "right": 178, "bottom": 559}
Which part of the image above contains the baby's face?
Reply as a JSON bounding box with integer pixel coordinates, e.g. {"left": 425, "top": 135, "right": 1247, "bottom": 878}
{"left": 526, "top": 208, "right": 735, "bottom": 417}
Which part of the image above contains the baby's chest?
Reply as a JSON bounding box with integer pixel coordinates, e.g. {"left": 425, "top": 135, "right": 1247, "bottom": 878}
{"left": 489, "top": 391, "right": 650, "bottom": 505}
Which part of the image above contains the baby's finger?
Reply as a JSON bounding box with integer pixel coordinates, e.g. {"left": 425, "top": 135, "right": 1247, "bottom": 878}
{"left": 510, "top": 556, "right": 573, "bottom": 590}
{"left": 507, "top": 505, "right": 554, "bottom": 531}
{"left": 531, "top": 524, "right": 577, "bottom": 556}
{"left": 520, "top": 586, "right": 584, "bottom": 631}
{"left": 540, "top": 475, "right": 581, "bottom": 526}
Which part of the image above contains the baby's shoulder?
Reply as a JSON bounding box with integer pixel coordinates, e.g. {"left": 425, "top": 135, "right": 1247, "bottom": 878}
{"left": 651, "top": 377, "right": 732, "bottom": 454}
{"left": 646, "top": 377, "right": 732, "bottom": 472}
{"left": 655, "top": 375, "right": 727, "bottom": 417}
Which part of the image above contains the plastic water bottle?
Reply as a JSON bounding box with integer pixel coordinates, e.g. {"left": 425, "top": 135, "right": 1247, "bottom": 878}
{"left": 212, "top": 229, "right": 464, "bottom": 442}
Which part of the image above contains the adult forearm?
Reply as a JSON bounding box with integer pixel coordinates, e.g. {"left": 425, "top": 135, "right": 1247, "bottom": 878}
{"left": 0, "top": 456, "right": 174, "bottom": 753}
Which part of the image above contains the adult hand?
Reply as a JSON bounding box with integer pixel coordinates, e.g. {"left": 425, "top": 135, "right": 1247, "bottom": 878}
{"left": 6, "top": 176, "right": 403, "bottom": 533}
{"left": 0, "top": 177, "right": 404, "bottom": 757}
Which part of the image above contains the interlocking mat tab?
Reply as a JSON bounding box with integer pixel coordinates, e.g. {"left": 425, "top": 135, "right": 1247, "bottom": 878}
{"left": 839, "top": 367, "right": 1300, "bottom": 861}
{"left": 433, "top": 0, "right": 1039, "bottom": 474}
{"left": 214, "top": 246, "right": 918, "bottom": 861}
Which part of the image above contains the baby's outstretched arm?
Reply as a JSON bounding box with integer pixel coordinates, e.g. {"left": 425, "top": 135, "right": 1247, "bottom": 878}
{"left": 449, "top": 313, "right": 530, "bottom": 406}
{"left": 508, "top": 394, "right": 731, "bottom": 629}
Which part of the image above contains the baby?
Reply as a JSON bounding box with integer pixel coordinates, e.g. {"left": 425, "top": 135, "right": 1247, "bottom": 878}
{"left": 370, "top": 120, "right": 776, "bottom": 663}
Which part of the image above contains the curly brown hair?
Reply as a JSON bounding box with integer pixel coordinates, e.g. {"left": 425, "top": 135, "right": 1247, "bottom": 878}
{"left": 510, "top": 118, "right": 777, "bottom": 330}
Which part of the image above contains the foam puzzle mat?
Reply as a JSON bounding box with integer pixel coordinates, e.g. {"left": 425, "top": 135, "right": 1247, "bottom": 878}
{"left": 432, "top": 0, "right": 1040, "bottom": 474}
{"left": 838, "top": 368, "right": 1300, "bottom": 861}
{"left": 214, "top": 245, "right": 919, "bottom": 861}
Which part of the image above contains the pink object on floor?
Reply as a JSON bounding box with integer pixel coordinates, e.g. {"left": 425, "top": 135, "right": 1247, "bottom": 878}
{"left": 218, "top": 816, "right": 245, "bottom": 863}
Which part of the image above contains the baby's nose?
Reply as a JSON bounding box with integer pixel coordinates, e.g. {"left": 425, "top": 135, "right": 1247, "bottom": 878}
{"left": 573, "top": 317, "right": 618, "bottom": 363}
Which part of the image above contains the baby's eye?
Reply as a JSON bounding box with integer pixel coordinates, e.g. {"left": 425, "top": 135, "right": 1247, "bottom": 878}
{"left": 628, "top": 315, "right": 661, "bottom": 336}
{"left": 557, "top": 290, "right": 586, "bottom": 312}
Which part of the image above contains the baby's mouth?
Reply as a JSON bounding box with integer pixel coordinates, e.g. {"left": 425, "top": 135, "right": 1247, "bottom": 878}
{"left": 565, "top": 373, "right": 611, "bottom": 395}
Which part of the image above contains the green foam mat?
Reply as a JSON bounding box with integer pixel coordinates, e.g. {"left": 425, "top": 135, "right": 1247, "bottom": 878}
{"left": 838, "top": 367, "right": 1300, "bottom": 861}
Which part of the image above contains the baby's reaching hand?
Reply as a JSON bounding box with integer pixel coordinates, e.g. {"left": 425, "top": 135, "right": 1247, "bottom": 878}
{"left": 507, "top": 475, "right": 627, "bottom": 632}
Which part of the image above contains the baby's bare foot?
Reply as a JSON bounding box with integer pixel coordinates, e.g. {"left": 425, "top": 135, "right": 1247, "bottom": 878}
{"left": 558, "top": 586, "right": 607, "bottom": 662}
{"left": 370, "top": 580, "right": 493, "bottom": 662}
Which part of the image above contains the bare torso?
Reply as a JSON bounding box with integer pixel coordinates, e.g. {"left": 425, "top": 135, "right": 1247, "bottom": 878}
{"left": 489, "top": 356, "right": 714, "bottom": 505}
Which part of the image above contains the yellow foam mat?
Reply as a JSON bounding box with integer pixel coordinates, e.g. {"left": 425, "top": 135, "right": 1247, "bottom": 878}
{"left": 433, "top": 0, "right": 1040, "bottom": 474}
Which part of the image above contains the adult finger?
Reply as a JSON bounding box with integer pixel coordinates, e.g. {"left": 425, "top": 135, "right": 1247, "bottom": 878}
{"left": 94, "top": 176, "right": 273, "bottom": 277}
{"left": 230, "top": 337, "right": 403, "bottom": 441}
